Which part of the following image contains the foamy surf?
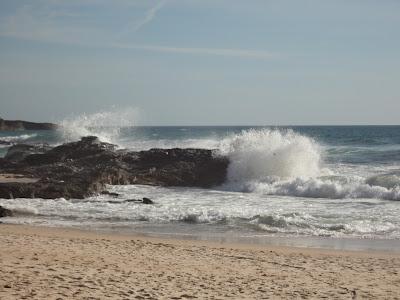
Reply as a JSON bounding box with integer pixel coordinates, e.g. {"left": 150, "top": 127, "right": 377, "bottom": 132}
{"left": 226, "top": 176, "right": 400, "bottom": 201}
{"left": 1, "top": 184, "right": 400, "bottom": 239}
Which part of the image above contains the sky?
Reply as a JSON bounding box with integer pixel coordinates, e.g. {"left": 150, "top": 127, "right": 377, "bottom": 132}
{"left": 0, "top": 0, "right": 399, "bottom": 125}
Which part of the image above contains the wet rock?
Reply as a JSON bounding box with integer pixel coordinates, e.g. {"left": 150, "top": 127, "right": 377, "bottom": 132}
{"left": 101, "top": 191, "right": 120, "bottom": 197}
{"left": 124, "top": 199, "right": 141, "bottom": 203}
{"left": 22, "top": 136, "right": 115, "bottom": 165}
{"left": 5, "top": 144, "right": 52, "bottom": 162}
{"left": 0, "top": 136, "right": 229, "bottom": 199}
{"left": 106, "top": 200, "right": 122, "bottom": 204}
{"left": 0, "top": 206, "right": 13, "bottom": 217}
{"left": 142, "top": 197, "right": 153, "bottom": 204}
{"left": 124, "top": 198, "right": 154, "bottom": 204}
{"left": 0, "top": 140, "right": 12, "bottom": 146}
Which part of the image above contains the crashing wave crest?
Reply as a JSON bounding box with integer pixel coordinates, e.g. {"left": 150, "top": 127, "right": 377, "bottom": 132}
{"left": 220, "top": 128, "right": 322, "bottom": 181}
{"left": 219, "top": 129, "right": 400, "bottom": 200}
{"left": 59, "top": 108, "right": 137, "bottom": 145}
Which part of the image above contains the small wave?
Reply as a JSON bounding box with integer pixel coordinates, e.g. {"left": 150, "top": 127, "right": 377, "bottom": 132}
{"left": 180, "top": 214, "right": 200, "bottom": 224}
{"left": 247, "top": 213, "right": 389, "bottom": 237}
{"left": 252, "top": 215, "right": 288, "bottom": 228}
{"left": 7, "top": 206, "right": 39, "bottom": 216}
{"left": 328, "top": 224, "right": 346, "bottom": 231}
{"left": 0, "top": 133, "right": 38, "bottom": 143}
{"left": 366, "top": 172, "right": 400, "bottom": 189}
{"left": 225, "top": 177, "right": 400, "bottom": 201}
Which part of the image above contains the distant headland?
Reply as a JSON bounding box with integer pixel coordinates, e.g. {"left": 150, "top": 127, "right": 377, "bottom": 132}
{"left": 0, "top": 117, "right": 58, "bottom": 131}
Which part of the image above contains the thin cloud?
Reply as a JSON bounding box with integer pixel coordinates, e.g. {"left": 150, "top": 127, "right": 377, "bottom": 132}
{"left": 0, "top": 1, "right": 277, "bottom": 60}
{"left": 111, "top": 44, "right": 276, "bottom": 60}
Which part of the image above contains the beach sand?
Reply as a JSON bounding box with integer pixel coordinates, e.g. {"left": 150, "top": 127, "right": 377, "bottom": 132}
{"left": 0, "top": 225, "right": 399, "bottom": 299}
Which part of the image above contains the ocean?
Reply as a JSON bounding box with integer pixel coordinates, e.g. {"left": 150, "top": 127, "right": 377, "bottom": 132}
{"left": 1, "top": 121, "right": 400, "bottom": 250}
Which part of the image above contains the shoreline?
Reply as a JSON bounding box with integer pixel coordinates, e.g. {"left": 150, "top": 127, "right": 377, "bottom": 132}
{"left": 1, "top": 224, "right": 399, "bottom": 299}
{"left": 80, "top": 227, "right": 400, "bottom": 254}
{"left": 3, "top": 220, "right": 400, "bottom": 253}
{"left": 2, "top": 223, "right": 400, "bottom": 255}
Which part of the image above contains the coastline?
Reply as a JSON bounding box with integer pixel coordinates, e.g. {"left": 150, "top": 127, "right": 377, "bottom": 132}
{"left": 80, "top": 221, "right": 400, "bottom": 253}
{"left": 1, "top": 224, "right": 399, "bottom": 299}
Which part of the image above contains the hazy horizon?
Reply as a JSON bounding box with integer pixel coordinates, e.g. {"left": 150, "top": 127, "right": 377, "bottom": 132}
{"left": 1, "top": 0, "right": 399, "bottom": 125}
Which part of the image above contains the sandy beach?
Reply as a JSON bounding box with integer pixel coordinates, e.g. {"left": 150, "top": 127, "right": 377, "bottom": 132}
{"left": 0, "top": 225, "right": 398, "bottom": 299}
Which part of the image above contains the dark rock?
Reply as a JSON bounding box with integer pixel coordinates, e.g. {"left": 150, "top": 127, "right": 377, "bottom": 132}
{"left": 124, "top": 199, "right": 141, "bottom": 203}
{"left": 124, "top": 198, "right": 154, "bottom": 204}
{"left": 5, "top": 144, "right": 52, "bottom": 162}
{"left": 0, "top": 206, "right": 13, "bottom": 217}
{"left": 0, "top": 140, "right": 11, "bottom": 146}
{"left": 101, "top": 191, "right": 120, "bottom": 197}
{"left": 23, "top": 136, "right": 115, "bottom": 165}
{"left": 0, "top": 136, "right": 229, "bottom": 199}
{"left": 0, "top": 118, "right": 57, "bottom": 131}
{"left": 142, "top": 197, "right": 153, "bottom": 204}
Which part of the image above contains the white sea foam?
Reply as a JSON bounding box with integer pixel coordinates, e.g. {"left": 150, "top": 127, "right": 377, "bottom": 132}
{"left": 1, "top": 184, "right": 400, "bottom": 239}
{"left": 220, "top": 128, "right": 322, "bottom": 183}
{"left": 59, "top": 108, "right": 137, "bottom": 145}
{"left": 238, "top": 177, "right": 400, "bottom": 200}
{"left": 5, "top": 205, "right": 39, "bottom": 216}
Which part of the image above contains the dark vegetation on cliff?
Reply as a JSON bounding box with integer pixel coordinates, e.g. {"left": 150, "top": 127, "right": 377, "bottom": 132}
{"left": 0, "top": 117, "right": 58, "bottom": 131}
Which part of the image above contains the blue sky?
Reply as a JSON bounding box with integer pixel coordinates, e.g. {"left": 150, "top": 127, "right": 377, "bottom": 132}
{"left": 0, "top": 0, "right": 399, "bottom": 125}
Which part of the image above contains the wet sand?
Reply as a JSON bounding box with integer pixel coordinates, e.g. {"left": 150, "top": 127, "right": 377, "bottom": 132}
{"left": 0, "top": 224, "right": 399, "bottom": 299}
{"left": 0, "top": 174, "right": 38, "bottom": 183}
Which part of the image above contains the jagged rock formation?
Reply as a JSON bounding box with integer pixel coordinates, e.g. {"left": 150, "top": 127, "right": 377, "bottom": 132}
{"left": 0, "top": 118, "right": 57, "bottom": 131}
{"left": 0, "top": 136, "right": 229, "bottom": 199}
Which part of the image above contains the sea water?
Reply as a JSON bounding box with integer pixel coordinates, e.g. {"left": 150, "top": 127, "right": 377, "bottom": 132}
{"left": 1, "top": 117, "right": 400, "bottom": 249}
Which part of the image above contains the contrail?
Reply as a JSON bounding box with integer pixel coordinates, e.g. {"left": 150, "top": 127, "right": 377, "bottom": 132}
{"left": 131, "top": 0, "right": 166, "bottom": 33}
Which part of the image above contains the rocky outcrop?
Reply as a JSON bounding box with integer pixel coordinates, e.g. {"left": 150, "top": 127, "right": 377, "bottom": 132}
{"left": 0, "top": 118, "right": 57, "bottom": 131}
{"left": 5, "top": 144, "right": 52, "bottom": 162}
{"left": 125, "top": 197, "right": 154, "bottom": 204}
{"left": 0, "top": 206, "right": 13, "bottom": 217}
{"left": 0, "top": 136, "right": 229, "bottom": 199}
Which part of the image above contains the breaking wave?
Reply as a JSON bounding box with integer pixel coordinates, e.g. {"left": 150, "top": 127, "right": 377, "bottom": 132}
{"left": 219, "top": 129, "right": 400, "bottom": 201}
{"left": 59, "top": 108, "right": 137, "bottom": 145}
{"left": 238, "top": 177, "right": 400, "bottom": 201}
{"left": 6, "top": 206, "right": 39, "bottom": 216}
{"left": 221, "top": 129, "right": 322, "bottom": 181}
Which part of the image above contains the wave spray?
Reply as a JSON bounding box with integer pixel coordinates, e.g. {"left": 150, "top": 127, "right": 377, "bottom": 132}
{"left": 59, "top": 107, "right": 137, "bottom": 145}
